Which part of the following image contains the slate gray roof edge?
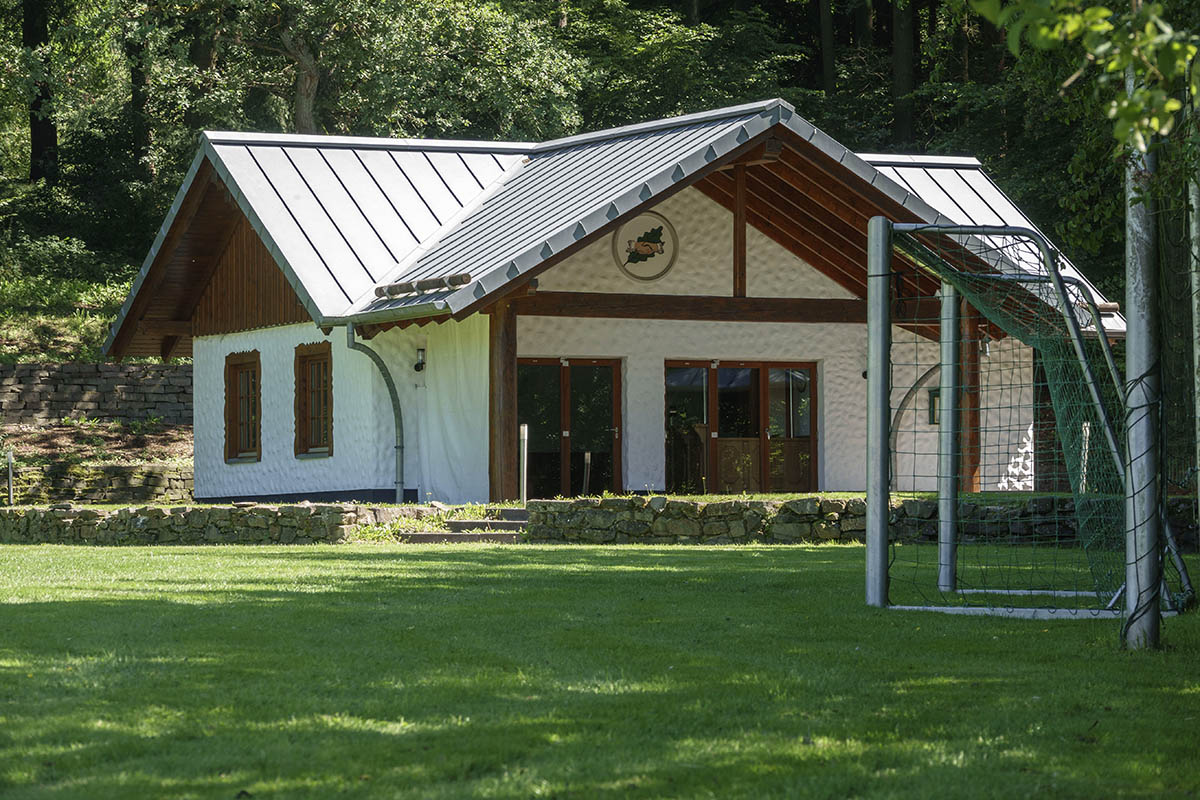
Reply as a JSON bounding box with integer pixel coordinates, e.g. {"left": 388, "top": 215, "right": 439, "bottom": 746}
{"left": 203, "top": 130, "right": 534, "bottom": 153}
{"left": 103, "top": 148, "right": 208, "bottom": 356}
{"left": 324, "top": 299, "right": 449, "bottom": 327}
{"left": 531, "top": 98, "right": 787, "bottom": 153}
{"left": 858, "top": 153, "right": 982, "bottom": 167}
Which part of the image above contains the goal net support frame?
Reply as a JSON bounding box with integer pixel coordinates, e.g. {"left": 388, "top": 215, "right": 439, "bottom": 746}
{"left": 864, "top": 217, "right": 1195, "bottom": 643}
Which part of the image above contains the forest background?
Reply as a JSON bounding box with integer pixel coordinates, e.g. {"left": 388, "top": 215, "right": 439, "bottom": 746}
{"left": 0, "top": 0, "right": 1194, "bottom": 362}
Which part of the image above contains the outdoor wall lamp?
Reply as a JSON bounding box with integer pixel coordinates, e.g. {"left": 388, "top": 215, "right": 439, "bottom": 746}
{"left": 414, "top": 348, "right": 426, "bottom": 372}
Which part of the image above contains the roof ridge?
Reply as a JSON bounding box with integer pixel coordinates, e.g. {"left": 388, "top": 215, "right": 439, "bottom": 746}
{"left": 201, "top": 130, "right": 534, "bottom": 154}
{"left": 857, "top": 152, "right": 981, "bottom": 167}
{"left": 530, "top": 99, "right": 793, "bottom": 153}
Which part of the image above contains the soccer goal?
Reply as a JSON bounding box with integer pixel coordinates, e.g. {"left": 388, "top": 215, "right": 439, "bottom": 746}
{"left": 863, "top": 218, "right": 1195, "bottom": 635}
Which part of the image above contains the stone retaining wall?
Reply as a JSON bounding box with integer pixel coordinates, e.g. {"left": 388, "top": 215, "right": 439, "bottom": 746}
{"left": 527, "top": 496, "right": 867, "bottom": 544}
{"left": 0, "top": 363, "right": 192, "bottom": 425}
{"left": 0, "top": 503, "right": 424, "bottom": 545}
{"left": 527, "top": 495, "right": 1200, "bottom": 546}
{"left": 6, "top": 463, "right": 194, "bottom": 505}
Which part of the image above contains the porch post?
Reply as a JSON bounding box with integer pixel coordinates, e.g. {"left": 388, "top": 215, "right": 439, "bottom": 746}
{"left": 489, "top": 298, "right": 519, "bottom": 502}
{"left": 959, "top": 301, "right": 982, "bottom": 493}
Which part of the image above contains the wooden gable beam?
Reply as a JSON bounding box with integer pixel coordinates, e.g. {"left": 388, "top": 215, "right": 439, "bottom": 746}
{"left": 696, "top": 172, "right": 869, "bottom": 298}
{"left": 733, "top": 164, "right": 747, "bottom": 297}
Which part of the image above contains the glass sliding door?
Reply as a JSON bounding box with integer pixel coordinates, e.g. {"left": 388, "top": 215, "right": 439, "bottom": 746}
{"left": 517, "top": 361, "right": 563, "bottom": 500}
{"left": 767, "top": 367, "right": 814, "bottom": 491}
{"left": 517, "top": 358, "right": 621, "bottom": 497}
{"left": 569, "top": 363, "right": 618, "bottom": 495}
{"left": 665, "top": 365, "right": 708, "bottom": 493}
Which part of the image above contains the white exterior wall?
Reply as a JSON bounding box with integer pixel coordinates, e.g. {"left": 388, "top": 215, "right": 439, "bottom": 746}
{"left": 193, "top": 315, "right": 488, "bottom": 504}
{"left": 193, "top": 186, "right": 1037, "bottom": 502}
{"left": 890, "top": 332, "right": 1035, "bottom": 492}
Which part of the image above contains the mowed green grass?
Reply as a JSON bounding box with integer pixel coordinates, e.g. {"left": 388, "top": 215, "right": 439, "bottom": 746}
{"left": 0, "top": 545, "right": 1197, "bottom": 799}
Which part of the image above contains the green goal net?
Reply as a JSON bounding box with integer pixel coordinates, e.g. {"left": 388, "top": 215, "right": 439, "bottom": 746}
{"left": 869, "top": 223, "right": 1194, "bottom": 620}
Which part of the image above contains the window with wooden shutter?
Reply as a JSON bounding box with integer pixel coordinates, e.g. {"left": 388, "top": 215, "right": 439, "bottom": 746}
{"left": 224, "top": 351, "right": 261, "bottom": 461}
{"left": 295, "top": 341, "right": 333, "bottom": 456}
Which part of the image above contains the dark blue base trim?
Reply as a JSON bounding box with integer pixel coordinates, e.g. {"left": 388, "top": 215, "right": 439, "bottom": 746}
{"left": 197, "top": 488, "right": 412, "bottom": 504}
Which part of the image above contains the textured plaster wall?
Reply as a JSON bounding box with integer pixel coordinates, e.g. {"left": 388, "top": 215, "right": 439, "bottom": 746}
{"left": 890, "top": 332, "right": 1034, "bottom": 492}
{"left": 536, "top": 187, "right": 857, "bottom": 300}
{"left": 194, "top": 317, "right": 488, "bottom": 504}
{"left": 518, "top": 316, "right": 870, "bottom": 491}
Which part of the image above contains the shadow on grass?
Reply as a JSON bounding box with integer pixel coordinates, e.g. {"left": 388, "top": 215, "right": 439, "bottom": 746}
{"left": 0, "top": 546, "right": 1194, "bottom": 799}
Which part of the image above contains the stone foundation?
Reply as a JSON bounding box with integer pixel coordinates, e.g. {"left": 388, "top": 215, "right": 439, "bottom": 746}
{"left": 0, "top": 504, "right": 427, "bottom": 546}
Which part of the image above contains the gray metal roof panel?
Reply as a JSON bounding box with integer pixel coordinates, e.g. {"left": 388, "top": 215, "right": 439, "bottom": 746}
{"left": 367, "top": 109, "right": 773, "bottom": 315}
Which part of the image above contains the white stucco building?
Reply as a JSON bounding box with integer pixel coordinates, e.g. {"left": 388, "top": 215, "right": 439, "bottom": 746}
{"left": 105, "top": 99, "right": 1117, "bottom": 504}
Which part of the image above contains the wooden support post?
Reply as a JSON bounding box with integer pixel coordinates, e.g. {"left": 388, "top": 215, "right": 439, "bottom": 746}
{"left": 488, "top": 298, "right": 518, "bottom": 502}
{"left": 960, "top": 300, "right": 982, "bottom": 493}
{"left": 733, "top": 164, "right": 747, "bottom": 297}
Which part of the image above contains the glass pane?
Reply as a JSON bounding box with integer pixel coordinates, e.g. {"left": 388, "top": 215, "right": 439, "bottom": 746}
{"left": 665, "top": 366, "right": 708, "bottom": 494}
{"left": 517, "top": 363, "right": 561, "bottom": 499}
{"left": 717, "top": 368, "right": 758, "bottom": 437}
{"left": 767, "top": 367, "right": 812, "bottom": 491}
{"left": 569, "top": 365, "right": 614, "bottom": 495}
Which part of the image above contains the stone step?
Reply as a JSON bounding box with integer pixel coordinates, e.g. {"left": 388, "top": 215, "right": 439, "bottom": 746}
{"left": 445, "top": 518, "right": 526, "bottom": 533}
{"left": 485, "top": 506, "right": 529, "bottom": 522}
{"left": 396, "top": 531, "right": 520, "bottom": 544}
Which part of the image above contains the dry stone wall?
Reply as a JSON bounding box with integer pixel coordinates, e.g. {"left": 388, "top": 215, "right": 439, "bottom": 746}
{"left": 0, "top": 363, "right": 192, "bottom": 425}
{"left": 527, "top": 495, "right": 1200, "bottom": 546}
{"left": 526, "top": 496, "right": 868, "bottom": 544}
{"left": 0, "top": 503, "right": 421, "bottom": 545}
{"left": 6, "top": 463, "right": 194, "bottom": 505}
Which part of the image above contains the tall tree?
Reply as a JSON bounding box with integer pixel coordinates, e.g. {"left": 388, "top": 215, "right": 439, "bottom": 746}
{"left": 22, "top": 0, "right": 56, "bottom": 181}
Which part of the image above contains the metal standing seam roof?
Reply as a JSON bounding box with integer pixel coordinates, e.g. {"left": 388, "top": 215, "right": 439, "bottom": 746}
{"left": 861, "top": 154, "right": 1125, "bottom": 334}
{"left": 105, "top": 98, "right": 1119, "bottom": 354}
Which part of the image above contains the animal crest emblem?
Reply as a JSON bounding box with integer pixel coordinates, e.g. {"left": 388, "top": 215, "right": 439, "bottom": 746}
{"left": 624, "top": 225, "right": 666, "bottom": 264}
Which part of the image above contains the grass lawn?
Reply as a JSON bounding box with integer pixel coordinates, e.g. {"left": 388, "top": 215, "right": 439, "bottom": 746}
{"left": 1, "top": 545, "right": 1197, "bottom": 799}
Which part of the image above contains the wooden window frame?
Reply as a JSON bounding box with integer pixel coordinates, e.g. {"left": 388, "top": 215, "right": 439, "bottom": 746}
{"left": 294, "top": 341, "right": 333, "bottom": 457}
{"left": 224, "top": 350, "right": 262, "bottom": 462}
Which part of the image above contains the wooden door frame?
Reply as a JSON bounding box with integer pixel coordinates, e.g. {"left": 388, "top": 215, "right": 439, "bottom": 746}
{"left": 518, "top": 357, "right": 623, "bottom": 496}
{"left": 665, "top": 359, "right": 819, "bottom": 493}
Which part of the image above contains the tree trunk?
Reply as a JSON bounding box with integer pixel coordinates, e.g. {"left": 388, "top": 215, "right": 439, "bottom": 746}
{"left": 22, "top": 0, "right": 57, "bottom": 182}
{"left": 819, "top": 0, "right": 836, "bottom": 94}
{"left": 280, "top": 28, "right": 320, "bottom": 134}
{"left": 126, "top": 27, "right": 150, "bottom": 172}
{"left": 854, "top": 0, "right": 874, "bottom": 47}
{"left": 182, "top": 8, "right": 217, "bottom": 132}
{"left": 892, "top": 0, "right": 915, "bottom": 144}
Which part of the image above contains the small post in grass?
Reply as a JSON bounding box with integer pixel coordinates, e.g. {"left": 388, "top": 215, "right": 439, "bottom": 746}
{"left": 938, "top": 281, "right": 960, "bottom": 593}
{"left": 519, "top": 423, "right": 529, "bottom": 507}
{"left": 7, "top": 448, "right": 13, "bottom": 506}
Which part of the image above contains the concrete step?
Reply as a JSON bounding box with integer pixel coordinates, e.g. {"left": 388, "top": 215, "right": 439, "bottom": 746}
{"left": 445, "top": 518, "right": 526, "bottom": 533}
{"left": 397, "top": 531, "right": 520, "bottom": 544}
{"left": 485, "top": 506, "right": 529, "bottom": 522}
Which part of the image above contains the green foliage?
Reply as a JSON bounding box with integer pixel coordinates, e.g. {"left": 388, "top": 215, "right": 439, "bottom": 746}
{"left": 972, "top": 0, "right": 1198, "bottom": 151}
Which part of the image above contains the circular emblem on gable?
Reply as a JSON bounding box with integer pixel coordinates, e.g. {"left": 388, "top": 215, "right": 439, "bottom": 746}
{"left": 612, "top": 211, "right": 679, "bottom": 282}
